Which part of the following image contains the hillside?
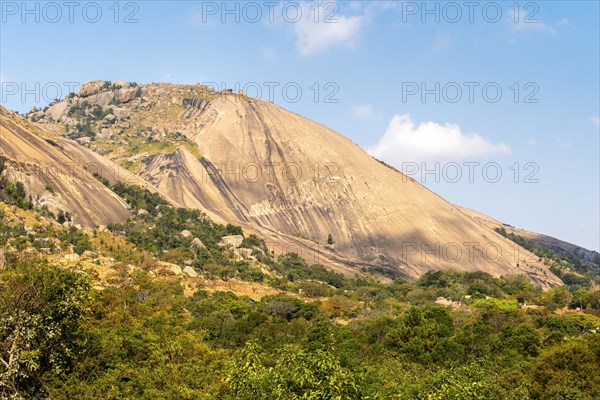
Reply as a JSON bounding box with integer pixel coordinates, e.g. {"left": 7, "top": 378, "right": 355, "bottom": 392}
{"left": 1, "top": 193, "right": 599, "bottom": 399}
{"left": 20, "top": 80, "right": 562, "bottom": 286}
{"left": 0, "top": 106, "right": 131, "bottom": 227}
{"left": 1, "top": 98, "right": 599, "bottom": 397}
{"left": 459, "top": 206, "right": 600, "bottom": 268}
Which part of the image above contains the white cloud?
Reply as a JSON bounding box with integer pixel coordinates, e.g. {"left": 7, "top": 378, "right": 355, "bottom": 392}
{"left": 352, "top": 104, "right": 376, "bottom": 120}
{"left": 293, "top": 2, "right": 365, "bottom": 56}
{"left": 368, "top": 115, "right": 511, "bottom": 164}
{"left": 590, "top": 116, "right": 600, "bottom": 128}
{"left": 508, "top": 9, "right": 564, "bottom": 36}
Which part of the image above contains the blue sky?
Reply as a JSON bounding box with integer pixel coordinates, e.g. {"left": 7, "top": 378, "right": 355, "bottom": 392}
{"left": 1, "top": 0, "right": 599, "bottom": 250}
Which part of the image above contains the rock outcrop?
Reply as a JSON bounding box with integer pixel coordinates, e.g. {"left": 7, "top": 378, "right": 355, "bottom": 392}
{"left": 142, "top": 89, "right": 559, "bottom": 285}
{"left": 78, "top": 80, "right": 109, "bottom": 97}
{"left": 0, "top": 106, "right": 132, "bottom": 228}
{"left": 10, "top": 81, "right": 566, "bottom": 287}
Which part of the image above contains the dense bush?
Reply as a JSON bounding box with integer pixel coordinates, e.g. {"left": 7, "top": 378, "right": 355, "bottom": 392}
{"left": 1, "top": 253, "right": 599, "bottom": 399}
{"left": 0, "top": 260, "right": 92, "bottom": 399}
{"left": 1, "top": 184, "right": 599, "bottom": 398}
{"left": 0, "top": 180, "right": 31, "bottom": 209}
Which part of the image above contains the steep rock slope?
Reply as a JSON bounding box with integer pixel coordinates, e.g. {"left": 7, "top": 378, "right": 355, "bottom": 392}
{"left": 0, "top": 106, "right": 131, "bottom": 227}
{"left": 180, "top": 94, "right": 559, "bottom": 284}
{"left": 23, "top": 82, "right": 562, "bottom": 286}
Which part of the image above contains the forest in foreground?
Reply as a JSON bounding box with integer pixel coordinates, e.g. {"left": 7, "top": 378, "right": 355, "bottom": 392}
{"left": 1, "top": 179, "right": 599, "bottom": 399}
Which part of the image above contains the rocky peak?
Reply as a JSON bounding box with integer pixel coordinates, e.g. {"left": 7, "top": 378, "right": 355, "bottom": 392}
{"left": 13, "top": 82, "right": 565, "bottom": 287}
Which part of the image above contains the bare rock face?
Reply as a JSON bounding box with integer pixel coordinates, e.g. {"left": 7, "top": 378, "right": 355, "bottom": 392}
{"left": 183, "top": 266, "right": 198, "bottom": 278}
{"left": 191, "top": 238, "right": 207, "bottom": 251}
{"left": 113, "top": 80, "right": 130, "bottom": 89}
{"left": 180, "top": 230, "right": 192, "bottom": 238}
{"left": 115, "top": 88, "right": 138, "bottom": 104}
{"left": 111, "top": 107, "right": 130, "bottom": 120}
{"left": 220, "top": 235, "right": 244, "bottom": 248}
{"left": 235, "top": 248, "right": 254, "bottom": 260}
{"left": 46, "top": 101, "right": 69, "bottom": 121}
{"left": 87, "top": 91, "right": 115, "bottom": 107}
{"left": 78, "top": 80, "right": 109, "bottom": 97}
{"left": 133, "top": 89, "right": 561, "bottom": 286}
{"left": 0, "top": 106, "right": 132, "bottom": 228}
{"left": 157, "top": 261, "right": 182, "bottom": 276}
{"left": 5, "top": 81, "right": 564, "bottom": 287}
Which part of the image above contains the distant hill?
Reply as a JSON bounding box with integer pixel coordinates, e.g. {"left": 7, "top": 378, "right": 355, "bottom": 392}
{"left": 459, "top": 206, "right": 600, "bottom": 269}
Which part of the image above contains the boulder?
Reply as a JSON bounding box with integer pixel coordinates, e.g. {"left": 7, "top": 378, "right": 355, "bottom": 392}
{"left": 234, "top": 248, "right": 255, "bottom": 261}
{"left": 115, "top": 87, "right": 138, "bottom": 103}
{"left": 157, "top": 261, "right": 182, "bottom": 276}
{"left": 219, "top": 235, "right": 244, "bottom": 248}
{"left": 87, "top": 91, "right": 114, "bottom": 107}
{"left": 63, "top": 117, "right": 78, "bottom": 126}
{"left": 191, "top": 237, "right": 207, "bottom": 251}
{"left": 29, "top": 111, "right": 45, "bottom": 120}
{"left": 435, "top": 297, "right": 464, "bottom": 309}
{"left": 237, "top": 248, "right": 254, "bottom": 258}
{"left": 183, "top": 266, "right": 198, "bottom": 278}
{"left": 180, "top": 229, "right": 192, "bottom": 238}
{"left": 75, "top": 137, "right": 91, "bottom": 145}
{"left": 45, "top": 101, "right": 69, "bottom": 121}
{"left": 36, "top": 192, "right": 69, "bottom": 219}
{"left": 64, "top": 252, "right": 81, "bottom": 262}
{"left": 113, "top": 80, "right": 130, "bottom": 89}
{"left": 111, "top": 107, "right": 130, "bottom": 119}
{"left": 78, "top": 80, "right": 108, "bottom": 97}
{"left": 99, "top": 128, "right": 117, "bottom": 139}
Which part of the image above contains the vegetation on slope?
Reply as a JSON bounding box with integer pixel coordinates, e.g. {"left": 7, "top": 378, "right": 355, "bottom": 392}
{"left": 496, "top": 227, "right": 600, "bottom": 309}
{"left": 1, "top": 185, "right": 599, "bottom": 399}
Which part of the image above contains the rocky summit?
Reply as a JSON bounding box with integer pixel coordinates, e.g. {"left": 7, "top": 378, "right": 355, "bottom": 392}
{"left": 1, "top": 80, "right": 570, "bottom": 286}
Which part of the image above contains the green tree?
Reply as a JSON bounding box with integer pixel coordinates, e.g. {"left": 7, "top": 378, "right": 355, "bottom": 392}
{"left": 228, "top": 340, "right": 362, "bottom": 399}
{"left": 327, "top": 233, "right": 334, "bottom": 245}
{"left": 0, "top": 260, "right": 91, "bottom": 399}
{"left": 528, "top": 335, "right": 600, "bottom": 399}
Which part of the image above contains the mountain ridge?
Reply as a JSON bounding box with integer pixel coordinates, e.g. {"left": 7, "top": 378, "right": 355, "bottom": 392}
{"left": 0, "top": 80, "right": 573, "bottom": 287}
